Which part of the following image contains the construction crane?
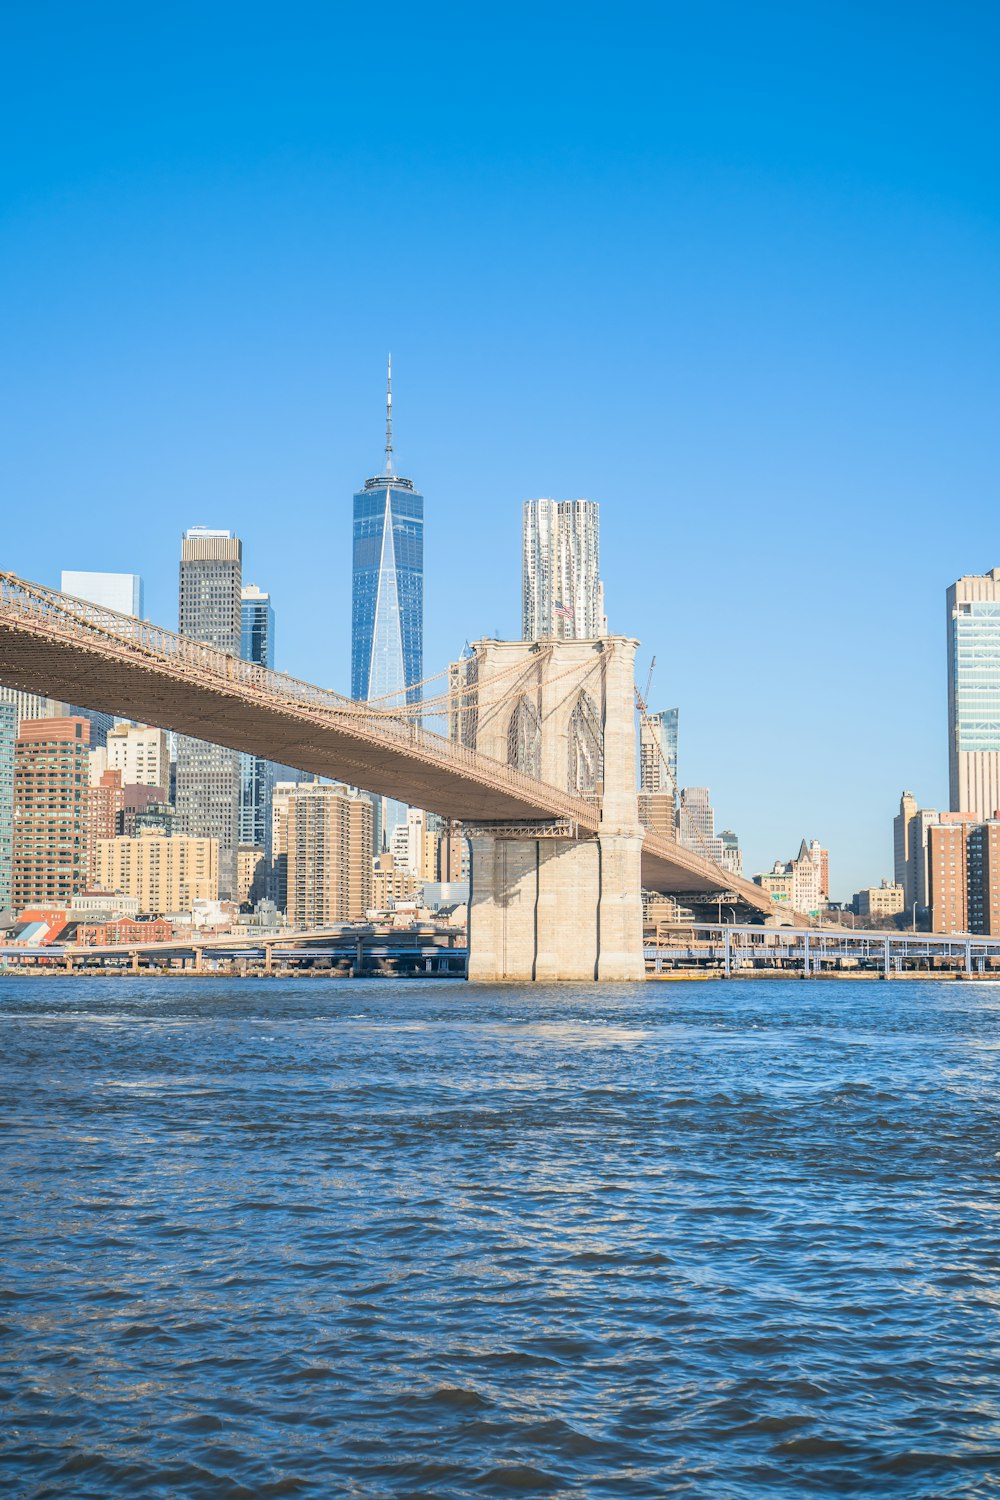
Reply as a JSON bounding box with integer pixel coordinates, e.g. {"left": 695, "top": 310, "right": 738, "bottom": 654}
{"left": 635, "top": 656, "right": 656, "bottom": 717}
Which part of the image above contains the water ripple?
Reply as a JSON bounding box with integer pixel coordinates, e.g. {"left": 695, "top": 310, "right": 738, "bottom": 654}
{"left": 2, "top": 977, "right": 1000, "bottom": 1496}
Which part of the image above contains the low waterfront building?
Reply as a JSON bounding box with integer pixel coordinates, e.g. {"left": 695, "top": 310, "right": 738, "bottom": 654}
{"left": 372, "top": 854, "right": 423, "bottom": 911}
{"left": 75, "top": 917, "right": 173, "bottom": 946}
{"left": 853, "top": 881, "right": 905, "bottom": 920}
{"left": 71, "top": 889, "right": 140, "bottom": 921}
{"left": 12, "top": 906, "right": 71, "bottom": 944}
{"left": 420, "top": 880, "right": 470, "bottom": 913}
{"left": 754, "top": 838, "right": 825, "bottom": 916}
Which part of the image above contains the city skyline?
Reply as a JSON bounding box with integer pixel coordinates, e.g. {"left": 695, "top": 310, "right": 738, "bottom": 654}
{"left": 17, "top": 465, "right": 1000, "bottom": 902}
{"left": 2, "top": 7, "right": 998, "bottom": 895}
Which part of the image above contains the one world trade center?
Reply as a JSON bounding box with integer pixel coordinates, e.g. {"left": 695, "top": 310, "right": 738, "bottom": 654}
{"left": 351, "top": 358, "right": 424, "bottom": 846}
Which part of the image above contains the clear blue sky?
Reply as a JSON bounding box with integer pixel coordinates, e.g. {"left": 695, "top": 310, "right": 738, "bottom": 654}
{"left": 1, "top": 2, "right": 997, "bottom": 897}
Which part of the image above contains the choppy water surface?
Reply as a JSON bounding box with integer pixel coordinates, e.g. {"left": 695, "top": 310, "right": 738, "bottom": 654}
{"left": 3, "top": 978, "right": 1000, "bottom": 1497}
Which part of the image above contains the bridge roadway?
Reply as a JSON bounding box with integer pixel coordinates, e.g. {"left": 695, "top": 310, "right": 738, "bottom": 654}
{"left": 0, "top": 924, "right": 468, "bottom": 975}
{"left": 648, "top": 923, "right": 1000, "bottom": 976}
{"left": 0, "top": 573, "right": 772, "bottom": 913}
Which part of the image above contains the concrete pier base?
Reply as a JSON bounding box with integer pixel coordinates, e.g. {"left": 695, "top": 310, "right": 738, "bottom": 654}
{"left": 468, "top": 830, "right": 644, "bottom": 982}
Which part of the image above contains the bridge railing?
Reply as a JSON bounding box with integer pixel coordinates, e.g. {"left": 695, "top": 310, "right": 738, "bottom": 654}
{"left": 0, "top": 572, "right": 602, "bottom": 826}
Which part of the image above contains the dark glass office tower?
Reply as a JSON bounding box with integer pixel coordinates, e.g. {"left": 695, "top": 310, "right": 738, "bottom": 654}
{"left": 351, "top": 360, "right": 423, "bottom": 845}
{"left": 239, "top": 584, "right": 276, "bottom": 860}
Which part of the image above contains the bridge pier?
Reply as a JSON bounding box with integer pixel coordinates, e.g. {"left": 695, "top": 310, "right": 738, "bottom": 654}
{"left": 460, "top": 637, "right": 645, "bottom": 983}
{"left": 468, "top": 828, "right": 643, "bottom": 982}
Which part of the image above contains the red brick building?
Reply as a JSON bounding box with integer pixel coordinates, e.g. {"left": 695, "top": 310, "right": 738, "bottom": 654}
{"left": 74, "top": 917, "right": 173, "bottom": 946}
{"left": 928, "top": 815, "right": 1000, "bottom": 935}
{"left": 13, "top": 718, "right": 91, "bottom": 911}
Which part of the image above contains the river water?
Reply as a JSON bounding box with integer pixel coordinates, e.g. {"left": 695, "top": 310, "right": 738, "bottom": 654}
{"left": 2, "top": 977, "right": 1000, "bottom": 1498}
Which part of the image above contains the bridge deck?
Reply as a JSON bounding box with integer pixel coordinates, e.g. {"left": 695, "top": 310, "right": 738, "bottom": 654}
{"left": 0, "top": 574, "right": 772, "bottom": 911}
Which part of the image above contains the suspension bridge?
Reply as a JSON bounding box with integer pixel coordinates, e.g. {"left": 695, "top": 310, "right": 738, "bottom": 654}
{"left": 0, "top": 572, "right": 772, "bottom": 979}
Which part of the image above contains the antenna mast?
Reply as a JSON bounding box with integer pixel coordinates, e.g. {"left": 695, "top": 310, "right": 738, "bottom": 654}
{"left": 384, "top": 353, "right": 393, "bottom": 474}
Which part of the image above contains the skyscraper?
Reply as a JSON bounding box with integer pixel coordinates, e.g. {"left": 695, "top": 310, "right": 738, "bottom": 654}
{"left": 0, "top": 701, "right": 15, "bottom": 911}
{"left": 13, "top": 717, "right": 91, "bottom": 910}
{"left": 894, "top": 790, "right": 918, "bottom": 907}
{"left": 352, "top": 360, "right": 424, "bottom": 704}
{"left": 61, "top": 571, "right": 144, "bottom": 617}
{"left": 175, "top": 528, "right": 242, "bottom": 899}
{"left": 677, "top": 786, "right": 723, "bottom": 861}
{"left": 639, "top": 708, "right": 679, "bottom": 794}
{"left": 947, "top": 568, "right": 1000, "bottom": 819}
{"left": 522, "top": 498, "right": 607, "bottom": 640}
{"left": 59, "top": 572, "right": 144, "bottom": 745}
{"left": 352, "top": 358, "right": 423, "bottom": 846}
{"left": 239, "top": 584, "right": 276, "bottom": 857}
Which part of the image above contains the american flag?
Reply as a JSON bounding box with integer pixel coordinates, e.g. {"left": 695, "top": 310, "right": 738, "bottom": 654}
{"left": 554, "top": 601, "right": 574, "bottom": 620}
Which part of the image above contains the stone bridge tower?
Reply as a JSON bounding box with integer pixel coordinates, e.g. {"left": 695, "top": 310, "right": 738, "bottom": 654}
{"left": 455, "top": 636, "right": 645, "bottom": 982}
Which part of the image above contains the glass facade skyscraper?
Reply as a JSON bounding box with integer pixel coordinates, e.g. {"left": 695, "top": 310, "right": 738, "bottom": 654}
{"left": 948, "top": 569, "right": 1000, "bottom": 820}
{"left": 351, "top": 477, "right": 423, "bottom": 705}
{"left": 239, "top": 585, "right": 276, "bottom": 859}
{"left": 351, "top": 361, "right": 423, "bottom": 846}
{"left": 639, "top": 708, "right": 679, "bottom": 794}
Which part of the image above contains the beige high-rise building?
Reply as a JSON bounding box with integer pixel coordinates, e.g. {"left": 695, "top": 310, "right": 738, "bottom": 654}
{"left": 237, "top": 844, "right": 266, "bottom": 906}
{"left": 270, "top": 780, "right": 299, "bottom": 912}
{"left": 948, "top": 569, "right": 1000, "bottom": 819}
{"left": 638, "top": 791, "right": 675, "bottom": 839}
{"left": 286, "top": 782, "right": 373, "bottom": 927}
{"left": 389, "top": 806, "right": 440, "bottom": 880}
{"left": 95, "top": 830, "right": 218, "bottom": 914}
{"left": 372, "top": 854, "right": 424, "bottom": 911}
{"left": 894, "top": 791, "right": 919, "bottom": 907}
{"left": 106, "top": 723, "right": 169, "bottom": 792}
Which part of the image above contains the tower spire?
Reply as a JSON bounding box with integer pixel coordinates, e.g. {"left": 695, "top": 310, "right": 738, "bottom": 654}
{"left": 384, "top": 353, "right": 393, "bottom": 475}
